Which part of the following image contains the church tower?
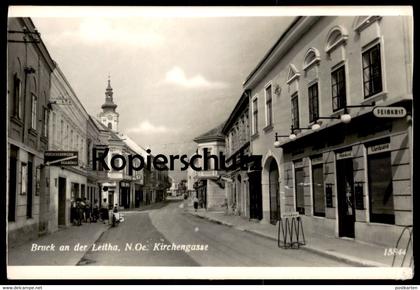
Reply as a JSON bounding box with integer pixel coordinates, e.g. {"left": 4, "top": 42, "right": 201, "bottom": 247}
{"left": 98, "top": 76, "right": 119, "bottom": 132}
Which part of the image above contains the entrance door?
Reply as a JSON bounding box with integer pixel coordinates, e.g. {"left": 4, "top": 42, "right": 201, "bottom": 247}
{"left": 121, "top": 187, "right": 129, "bottom": 209}
{"left": 108, "top": 191, "right": 114, "bottom": 209}
{"left": 8, "top": 146, "right": 18, "bottom": 222}
{"left": 269, "top": 159, "right": 279, "bottom": 225}
{"left": 336, "top": 158, "right": 355, "bottom": 238}
{"left": 135, "top": 189, "right": 142, "bottom": 208}
{"left": 58, "top": 177, "right": 66, "bottom": 226}
{"left": 248, "top": 171, "right": 262, "bottom": 220}
{"left": 27, "top": 158, "right": 33, "bottom": 218}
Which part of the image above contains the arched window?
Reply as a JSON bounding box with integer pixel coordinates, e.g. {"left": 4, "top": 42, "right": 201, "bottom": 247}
{"left": 325, "top": 26, "right": 348, "bottom": 53}
{"left": 108, "top": 122, "right": 112, "bottom": 129}
{"left": 303, "top": 48, "right": 320, "bottom": 70}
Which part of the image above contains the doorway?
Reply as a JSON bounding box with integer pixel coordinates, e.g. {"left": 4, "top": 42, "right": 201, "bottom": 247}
{"left": 248, "top": 171, "right": 262, "bottom": 220}
{"left": 336, "top": 158, "right": 355, "bottom": 238}
{"left": 58, "top": 177, "right": 66, "bottom": 226}
{"left": 27, "top": 157, "right": 33, "bottom": 218}
{"left": 269, "top": 159, "right": 280, "bottom": 225}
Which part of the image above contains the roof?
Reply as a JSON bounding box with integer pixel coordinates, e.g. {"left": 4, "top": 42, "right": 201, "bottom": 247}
{"left": 119, "top": 133, "right": 149, "bottom": 159}
{"left": 193, "top": 122, "right": 226, "bottom": 143}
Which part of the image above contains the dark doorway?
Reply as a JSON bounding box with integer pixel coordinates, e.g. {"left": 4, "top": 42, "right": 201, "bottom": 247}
{"left": 8, "top": 146, "right": 18, "bottom": 222}
{"left": 108, "top": 191, "right": 114, "bottom": 209}
{"left": 248, "top": 171, "right": 262, "bottom": 220}
{"left": 269, "top": 159, "right": 280, "bottom": 225}
{"left": 121, "top": 186, "right": 130, "bottom": 209}
{"left": 27, "top": 156, "right": 33, "bottom": 218}
{"left": 58, "top": 177, "right": 66, "bottom": 226}
{"left": 336, "top": 158, "right": 355, "bottom": 238}
{"left": 135, "top": 189, "right": 143, "bottom": 208}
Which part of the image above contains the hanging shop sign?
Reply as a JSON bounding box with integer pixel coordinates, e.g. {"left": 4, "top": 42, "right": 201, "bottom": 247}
{"left": 45, "top": 151, "right": 78, "bottom": 166}
{"left": 373, "top": 106, "right": 407, "bottom": 118}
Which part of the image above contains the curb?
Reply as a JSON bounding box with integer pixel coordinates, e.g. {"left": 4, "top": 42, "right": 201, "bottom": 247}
{"left": 188, "top": 211, "right": 389, "bottom": 267}
{"left": 76, "top": 224, "right": 112, "bottom": 266}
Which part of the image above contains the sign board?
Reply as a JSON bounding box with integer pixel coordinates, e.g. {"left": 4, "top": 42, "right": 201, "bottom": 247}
{"left": 367, "top": 143, "right": 390, "bottom": 155}
{"left": 336, "top": 150, "right": 353, "bottom": 160}
{"left": 373, "top": 106, "right": 407, "bottom": 118}
{"left": 45, "top": 151, "right": 78, "bottom": 166}
{"left": 281, "top": 211, "right": 299, "bottom": 219}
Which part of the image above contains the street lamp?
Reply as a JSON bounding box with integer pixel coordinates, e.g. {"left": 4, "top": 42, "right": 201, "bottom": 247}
{"left": 273, "top": 132, "right": 290, "bottom": 148}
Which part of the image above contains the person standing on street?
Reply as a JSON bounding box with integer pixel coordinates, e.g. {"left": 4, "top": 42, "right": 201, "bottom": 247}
{"left": 193, "top": 195, "right": 199, "bottom": 212}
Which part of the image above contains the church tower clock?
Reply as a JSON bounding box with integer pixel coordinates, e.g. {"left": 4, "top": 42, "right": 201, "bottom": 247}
{"left": 98, "top": 76, "right": 119, "bottom": 132}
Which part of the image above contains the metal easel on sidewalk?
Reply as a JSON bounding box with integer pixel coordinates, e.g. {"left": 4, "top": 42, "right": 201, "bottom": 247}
{"left": 277, "top": 212, "right": 306, "bottom": 249}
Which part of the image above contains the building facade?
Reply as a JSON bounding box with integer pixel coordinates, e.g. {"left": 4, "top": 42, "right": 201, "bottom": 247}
{"left": 7, "top": 18, "right": 55, "bottom": 245}
{"left": 193, "top": 124, "right": 226, "bottom": 211}
{"left": 222, "top": 91, "right": 262, "bottom": 219}
{"left": 47, "top": 65, "right": 99, "bottom": 231}
{"left": 243, "top": 16, "right": 413, "bottom": 246}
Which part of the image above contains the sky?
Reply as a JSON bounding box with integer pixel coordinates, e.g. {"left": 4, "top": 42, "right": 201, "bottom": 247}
{"left": 31, "top": 12, "right": 294, "bottom": 181}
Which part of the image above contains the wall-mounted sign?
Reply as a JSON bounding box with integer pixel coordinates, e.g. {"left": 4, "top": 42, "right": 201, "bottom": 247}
{"left": 325, "top": 184, "right": 333, "bottom": 208}
{"left": 336, "top": 150, "right": 353, "bottom": 160}
{"left": 354, "top": 182, "right": 365, "bottom": 210}
{"left": 45, "top": 151, "right": 78, "bottom": 166}
{"left": 373, "top": 106, "right": 407, "bottom": 118}
{"left": 367, "top": 143, "right": 390, "bottom": 155}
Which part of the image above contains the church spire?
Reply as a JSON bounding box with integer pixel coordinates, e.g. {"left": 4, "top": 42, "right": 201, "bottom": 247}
{"left": 101, "top": 75, "right": 117, "bottom": 112}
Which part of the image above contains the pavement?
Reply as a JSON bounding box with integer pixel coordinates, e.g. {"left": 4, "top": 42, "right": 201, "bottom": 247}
{"left": 186, "top": 207, "right": 405, "bottom": 267}
{"left": 8, "top": 199, "right": 350, "bottom": 267}
{"left": 8, "top": 221, "right": 110, "bottom": 266}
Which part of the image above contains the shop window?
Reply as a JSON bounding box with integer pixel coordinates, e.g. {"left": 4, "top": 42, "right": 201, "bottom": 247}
{"left": 368, "top": 151, "right": 394, "bottom": 224}
{"left": 295, "top": 166, "right": 305, "bottom": 214}
{"left": 291, "top": 93, "right": 299, "bottom": 129}
{"left": 312, "top": 163, "right": 325, "bottom": 216}
{"left": 331, "top": 65, "right": 347, "bottom": 112}
{"left": 308, "top": 83, "right": 319, "bottom": 123}
{"left": 362, "top": 43, "right": 383, "bottom": 98}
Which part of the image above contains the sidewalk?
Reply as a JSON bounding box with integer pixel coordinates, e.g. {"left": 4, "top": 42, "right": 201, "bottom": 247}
{"left": 8, "top": 222, "right": 110, "bottom": 266}
{"left": 187, "top": 208, "right": 403, "bottom": 267}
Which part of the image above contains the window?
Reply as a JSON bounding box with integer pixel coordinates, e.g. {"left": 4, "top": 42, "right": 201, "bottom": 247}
{"left": 108, "top": 122, "right": 112, "bottom": 129}
{"left": 312, "top": 163, "right": 325, "bottom": 216}
{"left": 291, "top": 93, "right": 299, "bottom": 129}
{"left": 43, "top": 107, "right": 49, "bottom": 137}
{"left": 52, "top": 113, "right": 56, "bottom": 143}
{"left": 13, "top": 74, "right": 22, "bottom": 119}
{"left": 252, "top": 97, "right": 258, "bottom": 135}
{"left": 20, "top": 163, "right": 28, "bottom": 195}
{"left": 295, "top": 166, "right": 305, "bottom": 214}
{"left": 31, "top": 94, "right": 37, "bottom": 129}
{"left": 308, "top": 83, "right": 319, "bottom": 123}
{"left": 362, "top": 44, "right": 382, "bottom": 98}
{"left": 70, "top": 130, "right": 73, "bottom": 149}
{"left": 331, "top": 66, "right": 347, "bottom": 111}
{"left": 368, "top": 151, "right": 394, "bottom": 224}
{"left": 265, "top": 85, "right": 273, "bottom": 127}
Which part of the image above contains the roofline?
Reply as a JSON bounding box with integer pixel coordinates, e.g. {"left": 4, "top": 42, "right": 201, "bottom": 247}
{"left": 24, "top": 18, "right": 56, "bottom": 72}
{"left": 243, "top": 17, "right": 322, "bottom": 90}
{"left": 222, "top": 90, "right": 250, "bottom": 134}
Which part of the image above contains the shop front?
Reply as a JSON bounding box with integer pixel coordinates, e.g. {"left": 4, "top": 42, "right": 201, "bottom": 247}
{"left": 280, "top": 101, "right": 412, "bottom": 247}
